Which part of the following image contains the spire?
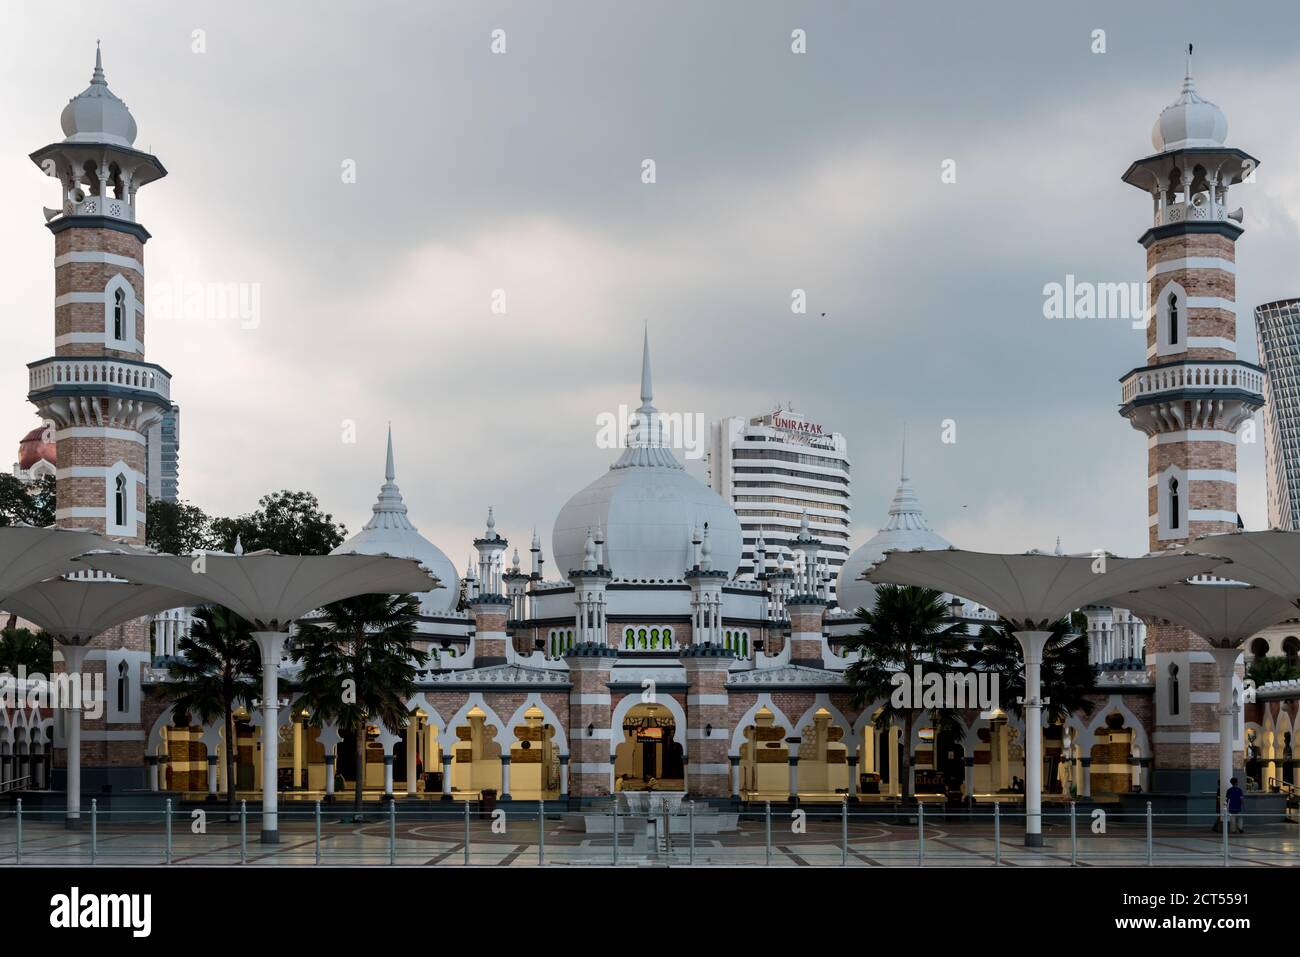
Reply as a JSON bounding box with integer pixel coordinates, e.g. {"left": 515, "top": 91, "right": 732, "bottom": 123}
{"left": 363, "top": 429, "right": 415, "bottom": 532}
{"left": 640, "top": 322, "right": 654, "bottom": 411}
{"left": 92, "top": 41, "right": 106, "bottom": 85}
{"left": 612, "top": 323, "right": 682, "bottom": 470}
{"left": 233, "top": 534, "right": 244, "bottom": 556}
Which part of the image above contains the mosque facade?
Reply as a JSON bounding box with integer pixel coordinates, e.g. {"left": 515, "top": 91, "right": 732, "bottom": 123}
{"left": 5, "top": 51, "right": 1298, "bottom": 812}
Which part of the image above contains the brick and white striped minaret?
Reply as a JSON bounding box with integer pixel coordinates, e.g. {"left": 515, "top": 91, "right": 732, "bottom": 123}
{"left": 1118, "top": 52, "right": 1263, "bottom": 793}
{"left": 28, "top": 48, "right": 172, "bottom": 792}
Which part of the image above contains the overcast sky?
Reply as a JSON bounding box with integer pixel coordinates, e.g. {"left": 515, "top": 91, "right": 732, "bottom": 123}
{"left": 4, "top": 0, "right": 1300, "bottom": 568}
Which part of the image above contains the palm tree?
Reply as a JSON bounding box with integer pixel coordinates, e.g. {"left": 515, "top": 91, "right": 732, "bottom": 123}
{"left": 842, "top": 584, "right": 969, "bottom": 801}
{"left": 971, "top": 616, "right": 1097, "bottom": 726}
{"left": 1247, "top": 654, "right": 1300, "bottom": 687}
{"left": 293, "top": 593, "right": 429, "bottom": 817}
{"left": 0, "top": 622, "right": 52, "bottom": 675}
{"left": 161, "top": 605, "right": 261, "bottom": 817}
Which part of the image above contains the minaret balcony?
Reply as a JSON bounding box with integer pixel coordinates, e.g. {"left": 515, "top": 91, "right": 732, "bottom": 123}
{"left": 66, "top": 192, "right": 135, "bottom": 222}
{"left": 1119, "top": 359, "right": 1263, "bottom": 434}
{"left": 28, "top": 356, "right": 171, "bottom": 405}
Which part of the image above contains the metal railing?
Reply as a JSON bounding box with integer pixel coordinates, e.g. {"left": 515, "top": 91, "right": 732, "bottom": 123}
{"left": 1, "top": 799, "right": 1297, "bottom": 867}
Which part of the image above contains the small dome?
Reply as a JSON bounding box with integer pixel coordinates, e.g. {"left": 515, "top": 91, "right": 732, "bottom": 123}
{"left": 60, "top": 46, "right": 137, "bottom": 148}
{"left": 1151, "top": 62, "right": 1227, "bottom": 152}
{"left": 17, "top": 425, "right": 56, "bottom": 471}
{"left": 836, "top": 456, "right": 951, "bottom": 614}
{"left": 331, "top": 429, "right": 458, "bottom": 615}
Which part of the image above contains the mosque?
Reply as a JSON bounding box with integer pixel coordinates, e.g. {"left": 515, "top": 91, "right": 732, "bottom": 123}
{"left": 3, "top": 50, "right": 1298, "bottom": 815}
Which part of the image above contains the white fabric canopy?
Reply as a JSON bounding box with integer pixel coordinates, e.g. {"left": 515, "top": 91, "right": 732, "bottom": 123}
{"left": 78, "top": 551, "right": 438, "bottom": 630}
{"left": 0, "top": 526, "right": 115, "bottom": 599}
{"left": 1111, "top": 581, "right": 1298, "bottom": 648}
{"left": 0, "top": 579, "right": 202, "bottom": 643}
{"left": 1187, "top": 530, "right": 1300, "bottom": 603}
{"left": 864, "top": 548, "right": 1226, "bottom": 628}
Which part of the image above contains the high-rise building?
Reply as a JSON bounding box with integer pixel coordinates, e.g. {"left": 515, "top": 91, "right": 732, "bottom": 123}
{"left": 146, "top": 402, "right": 180, "bottom": 503}
{"left": 1255, "top": 299, "right": 1300, "bottom": 529}
{"left": 1116, "top": 54, "right": 1263, "bottom": 794}
{"left": 707, "top": 407, "right": 850, "bottom": 596}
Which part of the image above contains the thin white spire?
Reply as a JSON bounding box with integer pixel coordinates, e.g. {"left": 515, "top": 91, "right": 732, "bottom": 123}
{"left": 640, "top": 322, "right": 654, "bottom": 410}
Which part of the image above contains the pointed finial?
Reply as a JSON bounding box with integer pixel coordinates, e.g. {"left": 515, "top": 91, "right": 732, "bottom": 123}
{"left": 92, "top": 42, "right": 106, "bottom": 85}
{"left": 531, "top": 527, "right": 541, "bottom": 550}
{"left": 1055, "top": 536, "right": 1063, "bottom": 556}
{"left": 486, "top": 506, "right": 496, "bottom": 535}
{"left": 639, "top": 322, "right": 654, "bottom": 409}
{"left": 385, "top": 423, "right": 395, "bottom": 483}
{"left": 233, "top": 534, "right": 244, "bottom": 556}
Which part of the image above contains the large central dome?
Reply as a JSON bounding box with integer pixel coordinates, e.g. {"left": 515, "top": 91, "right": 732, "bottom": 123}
{"left": 552, "top": 330, "right": 742, "bottom": 580}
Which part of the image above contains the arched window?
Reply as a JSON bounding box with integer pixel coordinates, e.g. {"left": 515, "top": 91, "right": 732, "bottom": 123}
{"left": 1168, "top": 663, "right": 1180, "bottom": 716}
{"left": 116, "top": 660, "right": 129, "bottom": 712}
{"left": 1168, "top": 477, "right": 1180, "bottom": 531}
{"left": 1283, "top": 636, "right": 1300, "bottom": 669}
{"left": 1168, "top": 292, "right": 1179, "bottom": 345}
{"left": 114, "top": 473, "right": 127, "bottom": 527}
{"left": 113, "top": 287, "right": 126, "bottom": 341}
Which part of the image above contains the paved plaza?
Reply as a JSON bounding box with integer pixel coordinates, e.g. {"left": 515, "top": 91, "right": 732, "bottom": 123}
{"left": 2, "top": 805, "right": 1297, "bottom": 867}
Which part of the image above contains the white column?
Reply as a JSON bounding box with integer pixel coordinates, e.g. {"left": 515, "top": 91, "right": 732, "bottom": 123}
{"left": 501, "top": 756, "right": 512, "bottom": 800}
{"left": 207, "top": 755, "right": 218, "bottom": 796}
{"left": 405, "top": 721, "right": 418, "bottom": 797}
{"left": 1209, "top": 646, "right": 1241, "bottom": 808}
{"left": 788, "top": 756, "right": 799, "bottom": 802}
{"left": 251, "top": 631, "right": 287, "bottom": 844}
{"left": 57, "top": 643, "right": 89, "bottom": 827}
{"left": 1014, "top": 630, "right": 1051, "bottom": 847}
{"left": 848, "top": 756, "right": 859, "bottom": 799}
{"left": 148, "top": 756, "right": 160, "bottom": 792}
{"left": 559, "top": 755, "right": 569, "bottom": 797}
{"left": 383, "top": 754, "right": 394, "bottom": 797}
{"left": 442, "top": 753, "right": 453, "bottom": 798}
{"left": 324, "top": 754, "right": 336, "bottom": 799}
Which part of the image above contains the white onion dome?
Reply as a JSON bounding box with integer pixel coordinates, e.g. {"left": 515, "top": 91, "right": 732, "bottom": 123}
{"left": 61, "top": 46, "right": 138, "bottom": 148}
{"left": 331, "top": 428, "right": 458, "bottom": 614}
{"left": 1151, "top": 57, "right": 1227, "bottom": 152}
{"left": 836, "top": 449, "right": 951, "bottom": 613}
{"left": 552, "top": 329, "right": 742, "bottom": 580}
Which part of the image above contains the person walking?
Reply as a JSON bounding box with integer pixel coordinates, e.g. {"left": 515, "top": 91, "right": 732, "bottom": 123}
{"left": 1226, "top": 777, "right": 1245, "bottom": 833}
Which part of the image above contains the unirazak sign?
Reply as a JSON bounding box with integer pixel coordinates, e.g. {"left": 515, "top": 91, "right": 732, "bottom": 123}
{"left": 770, "top": 412, "right": 824, "bottom": 436}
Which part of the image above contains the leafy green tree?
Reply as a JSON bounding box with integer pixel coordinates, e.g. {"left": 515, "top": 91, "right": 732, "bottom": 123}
{"left": 293, "top": 594, "right": 429, "bottom": 815}
{"left": 0, "top": 474, "right": 55, "bottom": 528}
{"left": 1247, "top": 655, "right": 1300, "bottom": 687}
{"left": 212, "top": 490, "right": 346, "bottom": 555}
{"left": 971, "top": 617, "right": 1097, "bottom": 725}
{"left": 146, "top": 498, "right": 215, "bottom": 554}
{"left": 842, "top": 584, "right": 969, "bottom": 801}
{"left": 0, "top": 625, "right": 52, "bottom": 675}
{"left": 160, "top": 606, "right": 261, "bottom": 815}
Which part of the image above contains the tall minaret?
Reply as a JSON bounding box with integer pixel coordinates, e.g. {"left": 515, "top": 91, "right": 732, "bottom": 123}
{"left": 1118, "top": 49, "right": 1264, "bottom": 794}
{"left": 28, "top": 47, "right": 171, "bottom": 790}
{"left": 29, "top": 47, "right": 169, "bottom": 543}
